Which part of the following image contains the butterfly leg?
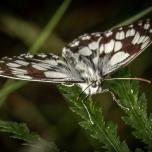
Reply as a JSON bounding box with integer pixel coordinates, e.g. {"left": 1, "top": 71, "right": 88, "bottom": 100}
{"left": 102, "top": 89, "right": 129, "bottom": 111}
{"left": 77, "top": 94, "right": 94, "bottom": 125}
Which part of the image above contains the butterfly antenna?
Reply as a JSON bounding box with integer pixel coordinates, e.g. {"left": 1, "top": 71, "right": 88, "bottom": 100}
{"left": 101, "top": 89, "right": 129, "bottom": 111}
{"left": 104, "top": 77, "right": 151, "bottom": 84}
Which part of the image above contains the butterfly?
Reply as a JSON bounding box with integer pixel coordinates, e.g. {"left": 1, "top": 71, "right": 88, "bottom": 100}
{"left": 0, "top": 19, "right": 151, "bottom": 96}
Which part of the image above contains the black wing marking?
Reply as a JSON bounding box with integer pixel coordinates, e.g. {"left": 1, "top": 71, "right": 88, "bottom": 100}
{"left": 0, "top": 53, "right": 83, "bottom": 83}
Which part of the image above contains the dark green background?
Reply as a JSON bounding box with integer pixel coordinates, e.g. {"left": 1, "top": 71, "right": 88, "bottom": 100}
{"left": 0, "top": 0, "right": 151, "bottom": 151}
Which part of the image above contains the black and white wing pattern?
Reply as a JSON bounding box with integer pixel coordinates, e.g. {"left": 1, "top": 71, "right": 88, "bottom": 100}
{"left": 0, "top": 53, "right": 83, "bottom": 83}
{"left": 63, "top": 19, "right": 152, "bottom": 77}
{"left": 99, "top": 19, "right": 152, "bottom": 76}
{"left": 0, "top": 19, "right": 151, "bottom": 95}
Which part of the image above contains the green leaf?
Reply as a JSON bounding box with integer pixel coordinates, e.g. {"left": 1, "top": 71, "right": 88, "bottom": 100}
{"left": 0, "top": 120, "right": 59, "bottom": 152}
{"left": 59, "top": 85, "right": 130, "bottom": 152}
{"left": 110, "top": 70, "right": 152, "bottom": 151}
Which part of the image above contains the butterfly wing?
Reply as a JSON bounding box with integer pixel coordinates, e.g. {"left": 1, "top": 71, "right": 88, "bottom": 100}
{"left": 63, "top": 19, "right": 152, "bottom": 79}
{"left": 0, "top": 53, "right": 83, "bottom": 83}
{"left": 99, "top": 19, "right": 152, "bottom": 76}
{"left": 62, "top": 32, "right": 103, "bottom": 80}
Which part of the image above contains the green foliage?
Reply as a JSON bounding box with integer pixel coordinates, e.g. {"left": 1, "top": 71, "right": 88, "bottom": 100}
{"left": 0, "top": 120, "right": 59, "bottom": 152}
{"left": 59, "top": 85, "right": 130, "bottom": 152}
{"left": 59, "top": 69, "right": 152, "bottom": 151}
{"left": 1, "top": 69, "right": 151, "bottom": 151}
{"left": 110, "top": 71, "right": 152, "bottom": 151}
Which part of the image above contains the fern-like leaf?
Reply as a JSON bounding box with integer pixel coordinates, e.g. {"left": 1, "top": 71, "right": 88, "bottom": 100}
{"left": 59, "top": 85, "right": 130, "bottom": 152}
{"left": 0, "top": 120, "right": 59, "bottom": 152}
{"left": 110, "top": 70, "right": 152, "bottom": 151}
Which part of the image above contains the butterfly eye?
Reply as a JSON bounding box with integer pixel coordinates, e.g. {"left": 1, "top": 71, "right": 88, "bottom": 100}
{"left": 92, "top": 81, "right": 97, "bottom": 88}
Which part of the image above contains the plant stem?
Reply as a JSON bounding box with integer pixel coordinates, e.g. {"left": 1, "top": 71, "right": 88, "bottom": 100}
{"left": 0, "top": 0, "right": 71, "bottom": 107}
{"left": 113, "top": 6, "right": 152, "bottom": 28}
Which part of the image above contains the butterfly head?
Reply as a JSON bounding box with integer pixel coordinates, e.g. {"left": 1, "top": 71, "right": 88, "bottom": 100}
{"left": 78, "top": 79, "right": 102, "bottom": 95}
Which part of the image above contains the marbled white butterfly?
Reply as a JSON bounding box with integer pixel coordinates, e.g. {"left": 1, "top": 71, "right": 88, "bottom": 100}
{"left": 0, "top": 19, "right": 151, "bottom": 95}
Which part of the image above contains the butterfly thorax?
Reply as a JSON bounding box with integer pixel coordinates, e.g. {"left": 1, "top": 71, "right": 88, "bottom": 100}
{"left": 63, "top": 46, "right": 103, "bottom": 95}
{"left": 72, "top": 60, "right": 102, "bottom": 95}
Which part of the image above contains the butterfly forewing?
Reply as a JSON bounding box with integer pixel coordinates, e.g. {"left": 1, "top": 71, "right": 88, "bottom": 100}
{"left": 99, "top": 19, "right": 152, "bottom": 76}
{"left": 0, "top": 53, "right": 83, "bottom": 83}
{"left": 63, "top": 19, "right": 152, "bottom": 77}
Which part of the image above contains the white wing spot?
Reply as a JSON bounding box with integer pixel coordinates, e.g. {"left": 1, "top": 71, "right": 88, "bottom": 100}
{"left": 104, "top": 39, "right": 115, "bottom": 53}
{"left": 10, "top": 68, "right": 27, "bottom": 75}
{"left": 137, "top": 36, "right": 146, "bottom": 44}
{"left": 130, "top": 29, "right": 135, "bottom": 36}
{"left": 132, "top": 32, "right": 140, "bottom": 44}
{"left": 70, "top": 41, "right": 80, "bottom": 47}
{"left": 100, "top": 44, "right": 104, "bottom": 54}
{"left": 3, "top": 57, "right": 12, "bottom": 60}
{"left": 114, "top": 41, "right": 122, "bottom": 52}
{"left": 81, "top": 35, "right": 91, "bottom": 40}
{"left": 141, "top": 40, "right": 150, "bottom": 49}
{"left": 91, "top": 32, "right": 101, "bottom": 37}
{"left": 129, "top": 24, "right": 133, "bottom": 28}
{"left": 0, "top": 71, "right": 4, "bottom": 74}
{"left": 15, "top": 60, "right": 30, "bottom": 66}
{"left": 25, "top": 54, "right": 33, "bottom": 58}
{"left": 110, "top": 51, "right": 129, "bottom": 66}
{"left": 142, "top": 36, "right": 149, "bottom": 43}
{"left": 7, "top": 63, "right": 21, "bottom": 68}
{"left": 62, "top": 47, "right": 67, "bottom": 55}
{"left": 105, "top": 31, "right": 113, "bottom": 37}
{"left": 16, "top": 75, "right": 32, "bottom": 79}
{"left": 149, "top": 29, "right": 152, "bottom": 33}
{"left": 144, "top": 23, "right": 150, "bottom": 30}
{"left": 79, "top": 47, "right": 92, "bottom": 56}
{"left": 32, "top": 64, "right": 47, "bottom": 71}
{"left": 93, "top": 56, "right": 98, "bottom": 65}
{"left": 31, "top": 63, "right": 50, "bottom": 69}
{"left": 88, "top": 41, "right": 99, "bottom": 50}
{"left": 125, "top": 29, "right": 135, "bottom": 37}
{"left": 51, "top": 54, "right": 59, "bottom": 59}
{"left": 37, "top": 54, "right": 47, "bottom": 58}
{"left": 44, "top": 60, "right": 58, "bottom": 66}
{"left": 44, "top": 71, "right": 67, "bottom": 78}
{"left": 116, "top": 31, "right": 125, "bottom": 40}
{"left": 126, "top": 29, "right": 130, "bottom": 37}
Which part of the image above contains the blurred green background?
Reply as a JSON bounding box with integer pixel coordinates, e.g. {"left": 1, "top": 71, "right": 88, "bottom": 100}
{"left": 0, "top": 0, "right": 152, "bottom": 151}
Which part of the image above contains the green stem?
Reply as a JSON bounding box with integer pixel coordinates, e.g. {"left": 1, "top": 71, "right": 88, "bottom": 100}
{"left": 0, "top": 0, "right": 71, "bottom": 106}
{"left": 29, "top": 0, "right": 71, "bottom": 52}
{"left": 113, "top": 6, "right": 152, "bottom": 28}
